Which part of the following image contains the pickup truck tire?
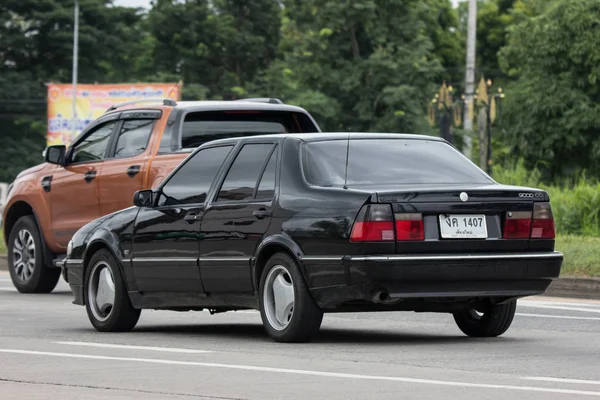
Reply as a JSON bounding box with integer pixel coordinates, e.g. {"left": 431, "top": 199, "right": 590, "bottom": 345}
{"left": 7, "top": 216, "right": 61, "bottom": 293}
{"left": 84, "top": 249, "right": 141, "bottom": 332}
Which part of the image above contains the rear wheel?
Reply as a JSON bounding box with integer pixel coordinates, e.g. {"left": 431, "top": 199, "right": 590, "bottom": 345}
{"left": 84, "top": 249, "right": 140, "bottom": 332}
{"left": 453, "top": 300, "right": 517, "bottom": 337}
{"left": 259, "top": 252, "right": 323, "bottom": 342}
{"left": 8, "top": 216, "right": 60, "bottom": 293}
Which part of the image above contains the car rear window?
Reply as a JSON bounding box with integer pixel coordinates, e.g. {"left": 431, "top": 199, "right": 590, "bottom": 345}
{"left": 301, "top": 138, "right": 493, "bottom": 187}
{"left": 181, "top": 110, "right": 318, "bottom": 149}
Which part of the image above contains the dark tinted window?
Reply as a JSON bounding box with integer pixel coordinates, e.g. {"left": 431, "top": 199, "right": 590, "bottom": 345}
{"left": 159, "top": 145, "right": 233, "bottom": 205}
{"left": 217, "top": 144, "right": 275, "bottom": 202}
{"left": 71, "top": 121, "right": 116, "bottom": 163}
{"left": 256, "top": 148, "right": 277, "bottom": 199}
{"left": 302, "top": 138, "right": 493, "bottom": 187}
{"left": 158, "top": 120, "right": 175, "bottom": 154}
{"left": 181, "top": 110, "right": 317, "bottom": 149}
{"left": 113, "top": 119, "right": 154, "bottom": 159}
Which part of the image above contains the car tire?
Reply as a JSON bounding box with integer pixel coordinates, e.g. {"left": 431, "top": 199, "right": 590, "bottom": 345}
{"left": 7, "top": 216, "right": 60, "bottom": 294}
{"left": 453, "top": 300, "right": 517, "bottom": 338}
{"left": 84, "top": 248, "right": 140, "bottom": 332}
{"left": 258, "top": 252, "right": 323, "bottom": 343}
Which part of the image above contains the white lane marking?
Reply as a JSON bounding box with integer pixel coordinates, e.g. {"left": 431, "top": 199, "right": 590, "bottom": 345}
{"left": 0, "top": 279, "right": 12, "bottom": 282}
{"left": 0, "top": 288, "right": 15, "bottom": 292}
{"left": 518, "top": 304, "right": 600, "bottom": 314}
{"left": 56, "top": 341, "right": 213, "bottom": 354}
{"left": 516, "top": 313, "right": 600, "bottom": 321}
{"left": 520, "top": 300, "right": 600, "bottom": 308}
{"left": 524, "top": 377, "right": 600, "bottom": 386}
{"left": 1, "top": 349, "right": 600, "bottom": 397}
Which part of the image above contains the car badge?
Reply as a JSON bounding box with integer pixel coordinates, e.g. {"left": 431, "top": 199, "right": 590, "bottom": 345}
{"left": 459, "top": 192, "right": 468, "bottom": 202}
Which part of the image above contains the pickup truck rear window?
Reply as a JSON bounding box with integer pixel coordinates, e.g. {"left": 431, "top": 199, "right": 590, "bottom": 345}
{"left": 301, "top": 138, "right": 494, "bottom": 187}
{"left": 181, "top": 110, "right": 318, "bottom": 149}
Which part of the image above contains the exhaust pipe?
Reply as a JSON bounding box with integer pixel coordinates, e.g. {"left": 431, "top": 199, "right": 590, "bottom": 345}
{"left": 372, "top": 290, "right": 390, "bottom": 303}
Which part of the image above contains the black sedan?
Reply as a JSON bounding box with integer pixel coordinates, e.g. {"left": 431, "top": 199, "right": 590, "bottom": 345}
{"left": 62, "top": 132, "right": 563, "bottom": 342}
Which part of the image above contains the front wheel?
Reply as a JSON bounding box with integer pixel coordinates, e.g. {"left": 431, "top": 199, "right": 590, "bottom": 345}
{"left": 259, "top": 252, "right": 323, "bottom": 343}
{"left": 84, "top": 249, "right": 141, "bottom": 332}
{"left": 453, "top": 300, "right": 517, "bottom": 338}
{"left": 8, "top": 216, "right": 60, "bottom": 293}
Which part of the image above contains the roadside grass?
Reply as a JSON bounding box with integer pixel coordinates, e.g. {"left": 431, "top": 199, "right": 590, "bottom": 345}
{"left": 555, "top": 235, "right": 600, "bottom": 278}
{"left": 0, "top": 230, "right": 5, "bottom": 255}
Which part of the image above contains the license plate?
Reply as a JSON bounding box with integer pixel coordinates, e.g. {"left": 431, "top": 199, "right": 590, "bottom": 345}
{"left": 439, "top": 214, "right": 487, "bottom": 239}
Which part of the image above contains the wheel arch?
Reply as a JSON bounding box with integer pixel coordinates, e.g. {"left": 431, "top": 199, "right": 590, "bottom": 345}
{"left": 252, "top": 234, "right": 307, "bottom": 292}
{"left": 82, "top": 230, "right": 132, "bottom": 300}
{"left": 3, "top": 201, "right": 54, "bottom": 268}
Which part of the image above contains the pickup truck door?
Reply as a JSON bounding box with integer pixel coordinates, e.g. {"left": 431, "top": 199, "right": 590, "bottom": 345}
{"left": 48, "top": 119, "right": 118, "bottom": 248}
{"left": 97, "top": 111, "right": 160, "bottom": 216}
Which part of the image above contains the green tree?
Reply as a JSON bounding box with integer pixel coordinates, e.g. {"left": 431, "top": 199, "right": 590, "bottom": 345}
{"left": 254, "top": 0, "right": 443, "bottom": 133}
{"left": 498, "top": 0, "right": 600, "bottom": 180}
{"left": 0, "top": 0, "right": 147, "bottom": 182}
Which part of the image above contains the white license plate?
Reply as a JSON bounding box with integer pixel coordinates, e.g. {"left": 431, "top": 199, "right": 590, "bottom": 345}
{"left": 439, "top": 214, "right": 487, "bottom": 239}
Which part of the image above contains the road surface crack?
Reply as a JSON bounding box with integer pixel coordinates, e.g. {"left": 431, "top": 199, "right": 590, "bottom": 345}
{"left": 0, "top": 377, "right": 247, "bottom": 399}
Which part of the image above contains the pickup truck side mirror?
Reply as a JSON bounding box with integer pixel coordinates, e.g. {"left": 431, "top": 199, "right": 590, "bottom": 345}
{"left": 43, "top": 145, "right": 66, "bottom": 166}
{"left": 133, "top": 189, "right": 155, "bottom": 208}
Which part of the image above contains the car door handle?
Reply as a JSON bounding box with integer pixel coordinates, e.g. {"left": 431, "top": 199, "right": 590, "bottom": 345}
{"left": 84, "top": 170, "right": 97, "bottom": 183}
{"left": 253, "top": 208, "right": 272, "bottom": 219}
{"left": 127, "top": 165, "right": 141, "bottom": 178}
{"left": 183, "top": 212, "right": 203, "bottom": 223}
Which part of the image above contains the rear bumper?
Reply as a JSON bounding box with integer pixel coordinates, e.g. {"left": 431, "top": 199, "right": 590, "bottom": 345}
{"left": 305, "top": 251, "right": 563, "bottom": 309}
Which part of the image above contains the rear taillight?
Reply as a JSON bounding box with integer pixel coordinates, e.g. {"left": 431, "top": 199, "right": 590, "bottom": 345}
{"left": 395, "top": 213, "right": 424, "bottom": 241}
{"left": 503, "top": 202, "right": 555, "bottom": 239}
{"left": 503, "top": 211, "right": 532, "bottom": 239}
{"left": 531, "top": 202, "right": 555, "bottom": 239}
{"left": 350, "top": 205, "right": 395, "bottom": 242}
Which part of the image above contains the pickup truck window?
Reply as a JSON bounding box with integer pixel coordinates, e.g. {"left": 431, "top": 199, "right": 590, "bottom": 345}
{"left": 113, "top": 119, "right": 154, "bottom": 159}
{"left": 71, "top": 121, "right": 117, "bottom": 163}
{"left": 180, "top": 110, "right": 312, "bottom": 149}
{"left": 158, "top": 145, "right": 234, "bottom": 206}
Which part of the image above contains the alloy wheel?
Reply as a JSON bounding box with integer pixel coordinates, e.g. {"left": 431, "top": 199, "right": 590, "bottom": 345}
{"left": 263, "top": 265, "right": 295, "bottom": 331}
{"left": 88, "top": 261, "right": 116, "bottom": 322}
{"left": 12, "top": 229, "right": 36, "bottom": 282}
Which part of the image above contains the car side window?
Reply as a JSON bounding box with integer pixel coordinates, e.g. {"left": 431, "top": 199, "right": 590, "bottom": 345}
{"left": 112, "top": 119, "right": 154, "bottom": 159}
{"left": 216, "top": 143, "right": 275, "bottom": 202}
{"left": 255, "top": 147, "right": 277, "bottom": 200}
{"left": 70, "top": 121, "right": 116, "bottom": 163}
{"left": 158, "top": 145, "right": 234, "bottom": 206}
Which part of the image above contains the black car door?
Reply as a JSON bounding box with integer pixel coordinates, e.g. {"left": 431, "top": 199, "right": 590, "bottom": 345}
{"left": 131, "top": 144, "right": 235, "bottom": 293}
{"left": 199, "top": 141, "right": 279, "bottom": 293}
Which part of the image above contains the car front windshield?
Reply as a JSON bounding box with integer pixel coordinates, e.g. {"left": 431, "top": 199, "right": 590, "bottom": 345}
{"left": 301, "top": 138, "right": 493, "bottom": 187}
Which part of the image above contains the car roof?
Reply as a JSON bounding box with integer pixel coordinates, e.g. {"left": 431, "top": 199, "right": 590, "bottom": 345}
{"left": 198, "top": 132, "right": 444, "bottom": 148}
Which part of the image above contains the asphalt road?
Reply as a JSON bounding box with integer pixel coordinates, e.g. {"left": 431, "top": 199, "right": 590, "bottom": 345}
{"left": 1, "top": 270, "right": 600, "bottom": 400}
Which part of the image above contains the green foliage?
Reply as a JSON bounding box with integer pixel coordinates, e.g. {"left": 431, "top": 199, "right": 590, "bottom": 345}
{"left": 498, "top": 0, "right": 600, "bottom": 181}
{"left": 492, "top": 159, "right": 600, "bottom": 237}
{"left": 555, "top": 235, "right": 600, "bottom": 277}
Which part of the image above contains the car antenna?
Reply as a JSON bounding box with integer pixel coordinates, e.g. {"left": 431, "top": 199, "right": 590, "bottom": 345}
{"left": 343, "top": 131, "right": 350, "bottom": 190}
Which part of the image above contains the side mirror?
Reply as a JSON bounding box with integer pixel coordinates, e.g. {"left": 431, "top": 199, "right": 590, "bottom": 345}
{"left": 44, "top": 145, "right": 66, "bottom": 165}
{"left": 133, "top": 189, "right": 154, "bottom": 208}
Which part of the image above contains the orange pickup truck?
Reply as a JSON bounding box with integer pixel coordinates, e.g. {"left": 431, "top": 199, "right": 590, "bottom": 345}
{"left": 2, "top": 98, "right": 321, "bottom": 293}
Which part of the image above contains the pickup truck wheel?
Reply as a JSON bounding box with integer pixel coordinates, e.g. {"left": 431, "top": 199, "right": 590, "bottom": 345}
{"left": 453, "top": 300, "right": 517, "bottom": 338}
{"left": 259, "top": 252, "right": 323, "bottom": 343}
{"left": 84, "top": 249, "right": 140, "bottom": 332}
{"left": 7, "top": 216, "right": 60, "bottom": 293}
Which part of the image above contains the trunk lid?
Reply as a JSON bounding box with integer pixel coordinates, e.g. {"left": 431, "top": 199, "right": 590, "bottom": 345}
{"left": 370, "top": 184, "right": 550, "bottom": 254}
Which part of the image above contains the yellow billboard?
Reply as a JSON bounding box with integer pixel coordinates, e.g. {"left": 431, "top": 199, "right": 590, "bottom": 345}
{"left": 46, "top": 82, "right": 181, "bottom": 146}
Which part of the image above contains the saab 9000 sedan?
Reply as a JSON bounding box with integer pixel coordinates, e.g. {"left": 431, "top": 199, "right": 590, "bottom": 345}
{"left": 61, "top": 133, "right": 563, "bottom": 342}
